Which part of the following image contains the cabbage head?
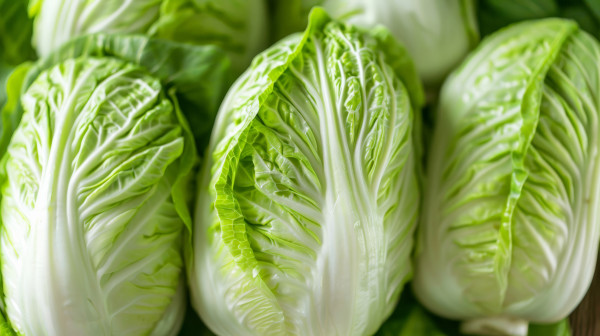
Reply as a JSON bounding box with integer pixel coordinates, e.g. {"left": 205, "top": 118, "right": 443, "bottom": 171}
{"left": 189, "top": 9, "right": 424, "bottom": 336}
{"left": 30, "top": 0, "right": 268, "bottom": 73}
{"left": 414, "top": 19, "right": 600, "bottom": 336}
{"left": 273, "top": 0, "right": 479, "bottom": 86}
{"left": 0, "top": 34, "right": 229, "bottom": 336}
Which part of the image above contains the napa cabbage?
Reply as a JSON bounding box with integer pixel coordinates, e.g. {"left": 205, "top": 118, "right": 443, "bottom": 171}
{"left": 0, "top": 34, "right": 229, "bottom": 336}
{"left": 414, "top": 19, "right": 600, "bottom": 336}
{"left": 189, "top": 9, "right": 424, "bottom": 336}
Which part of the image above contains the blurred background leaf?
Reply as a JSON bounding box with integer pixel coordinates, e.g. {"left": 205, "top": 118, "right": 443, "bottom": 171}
{"left": 478, "top": 0, "right": 600, "bottom": 37}
{"left": 0, "top": 0, "right": 36, "bottom": 66}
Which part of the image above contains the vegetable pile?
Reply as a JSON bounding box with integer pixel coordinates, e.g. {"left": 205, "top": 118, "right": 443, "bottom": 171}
{"left": 0, "top": 1, "right": 598, "bottom": 336}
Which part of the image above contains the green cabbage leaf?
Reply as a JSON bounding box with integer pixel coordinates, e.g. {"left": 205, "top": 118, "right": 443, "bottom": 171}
{"left": 30, "top": 0, "right": 267, "bottom": 73}
{"left": 190, "top": 9, "right": 424, "bottom": 335}
{"left": 0, "top": 34, "right": 229, "bottom": 336}
{"left": 414, "top": 18, "right": 600, "bottom": 335}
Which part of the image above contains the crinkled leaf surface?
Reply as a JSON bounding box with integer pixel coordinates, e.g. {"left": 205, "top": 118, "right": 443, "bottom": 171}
{"left": 414, "top": 18, "right": 600, "bottom": 330}
{"left": 0, "top": 57, "right": 193, "bottom": 335}
{"left": 15, "top": 33, "right": 230, "bottom": 153}
{"left": 0, "top": 39, "right": 228, "bottom": 330}
{"left": 190, "top": 9, "right": 423, "bottom": 336}
{"left": 273, "top": 0, "right": 478, "bottom": 86}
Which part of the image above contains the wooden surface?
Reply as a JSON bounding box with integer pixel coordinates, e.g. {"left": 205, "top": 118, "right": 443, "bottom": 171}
{"left": 570, "top": 252, "right": 600, "bottom": 336}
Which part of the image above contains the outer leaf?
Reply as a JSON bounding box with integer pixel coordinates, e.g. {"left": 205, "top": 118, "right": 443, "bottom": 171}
{"left": 150, "top": 0, "right": 269, "bottom": 75}
{"left": 190, "top": 9, "right": 423, "bottom": 336}
{"left": 0, "top": 0, "right": 36, "bottom": 65}
{"left": 20, "top": 33, "right": 230, "bottom": 153}
{"left": 0, "top": 63, "right": 32, "bottom": 162}
{"left": 415, "top": 18, "right": 600, "bottom": 335}
{"left": 0, "top": 63, "right": 31, "bottom": 334}
{"left": 0, "top": 63, "right": 10, "bottom": 111}
{"left": 0, "top": 57, "right": 193, "bottom": 335}
{"left": 31, "top": 0, "right": 162, "bottom": 57}
{"left": 0, "top": 38, "right": 227, "bottom": 332}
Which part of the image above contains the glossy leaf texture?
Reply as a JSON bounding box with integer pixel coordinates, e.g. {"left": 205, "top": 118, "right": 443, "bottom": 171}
{"left": 190, "top": 9, "right": 424, "bottom": 336}
{"left": 0, "top": 43, "right": 227, "bottom": 313}
{"left": 0, "top": 57, "right": 195, "bottom": 335}
{"left": 414, "top": 18, "right": 600, "bottom": 335}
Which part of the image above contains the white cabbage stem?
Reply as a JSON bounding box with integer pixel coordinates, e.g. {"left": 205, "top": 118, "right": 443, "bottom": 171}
{"left": 461, "top": 317, "right": 528, "bottom": 336}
